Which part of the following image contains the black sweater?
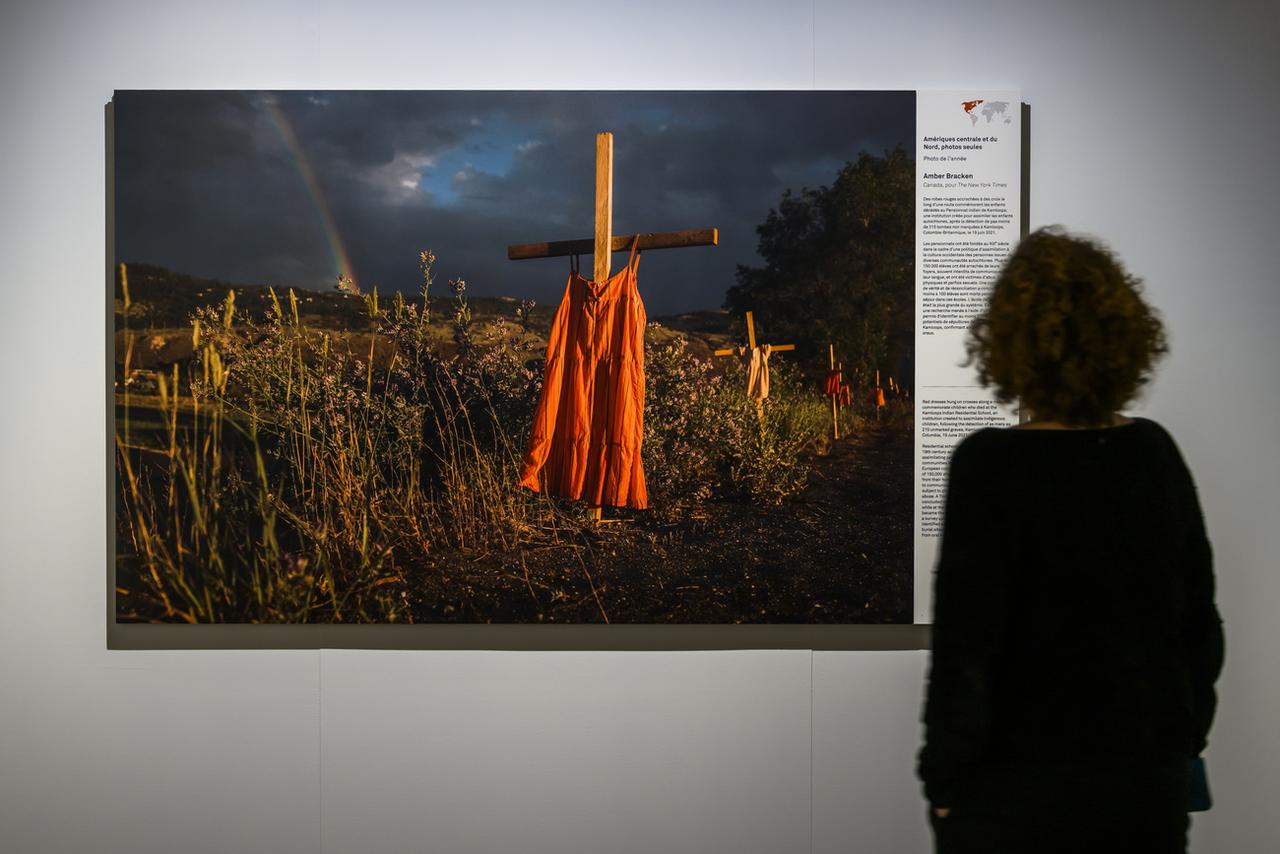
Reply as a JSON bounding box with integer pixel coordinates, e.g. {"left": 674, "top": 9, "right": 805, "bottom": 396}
{"left": 917, "top": 417, "right": 1224, "bottom": 807}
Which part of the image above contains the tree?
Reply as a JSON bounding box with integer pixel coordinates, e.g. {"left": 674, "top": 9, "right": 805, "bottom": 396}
{"left": 725, "top": 147, "right": 914, "bottom": 392}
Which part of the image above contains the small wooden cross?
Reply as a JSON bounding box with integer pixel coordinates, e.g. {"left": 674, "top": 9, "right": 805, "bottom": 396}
{"left": 712, "top": 310, "right": 795, "bottom": 358}
{"left": 713, "top": 310, "right": 795, "bottom": 418}
{"left": 828, "top": 344, "right": 841, "bottom": 441}
{"left": 507, "top": 131, "right": 718, "bottom": 521}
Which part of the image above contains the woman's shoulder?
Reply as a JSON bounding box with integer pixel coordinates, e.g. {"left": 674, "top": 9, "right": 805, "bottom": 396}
{"left": 955, "top": 421, "right": 1046, "bottom": 448}
{"left": 956, "top": 416, "right": 1175, "bottom": 453}
{"left": 1123, "top": 415, "right": 1170, "bottom": 435}
{"left": 952, "top": 415, "right": 1186, "bottom": 452}
{"left": 987, "top": 415, "right": 1192, "bottom": 468}
{"left": 1126, "top": 416, "right": 1197, "bottom": 472}
{"left": 1114, "top": 416, "right": 1185, "bottom": 455}
{"left": 949, "top": 426, "right": 1009, "bottom": 470}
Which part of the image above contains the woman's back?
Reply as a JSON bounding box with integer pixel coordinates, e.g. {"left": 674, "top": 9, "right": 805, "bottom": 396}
{"left": 919, "top": 417, "right": 1222, "bottom": 852}
{"left": 918, "top": 226, "right": 1224, "bottom": 852}
{"left": 948, "top": 418, "right": 1213, "bottom": 764}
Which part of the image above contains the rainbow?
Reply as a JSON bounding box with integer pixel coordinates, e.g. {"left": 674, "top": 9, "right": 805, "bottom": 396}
{"left": 261, "top": 94, "right": 359, "bottom": 290}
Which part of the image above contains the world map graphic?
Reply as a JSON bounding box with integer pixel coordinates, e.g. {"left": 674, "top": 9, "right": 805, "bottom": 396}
{"left": 961, "top": 99, "right": 1013, "bottom": 126}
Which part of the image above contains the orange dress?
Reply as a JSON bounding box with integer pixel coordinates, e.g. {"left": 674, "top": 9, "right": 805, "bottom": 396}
{"left": 518, "top": 237, "right": 648, "bottom": 509}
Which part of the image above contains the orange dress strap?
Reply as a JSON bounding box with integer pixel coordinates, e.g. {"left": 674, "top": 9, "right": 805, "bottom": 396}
{"left": 621, "top": 234, "right": 641, "bottom": 299}
{"left": 625, "top": 233, "right": 641, "bottom": 274}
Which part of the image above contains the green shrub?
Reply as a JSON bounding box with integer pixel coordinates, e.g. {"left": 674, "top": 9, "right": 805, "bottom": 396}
{"left": 720, "top": 358, "right": 828, "bottom": 505}
{"left": 642, "top": 339, "right": 828, "bottom": 508}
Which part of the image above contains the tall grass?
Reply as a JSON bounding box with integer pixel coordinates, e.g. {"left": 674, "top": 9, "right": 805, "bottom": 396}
{"left": 115, "top": 252, "right": 853, "bottom": 622}
{"left": 115, "top": 253, "right": 578, "bottom": 623}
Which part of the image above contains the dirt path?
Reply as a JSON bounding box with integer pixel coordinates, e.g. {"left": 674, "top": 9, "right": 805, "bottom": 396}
{"left": 413, "top": 425, "right": 914, "bottom": 624}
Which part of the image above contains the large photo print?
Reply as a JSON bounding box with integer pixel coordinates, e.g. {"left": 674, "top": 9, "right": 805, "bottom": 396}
{"left": 111, "top": 90, "right": 915, "bottom": 625}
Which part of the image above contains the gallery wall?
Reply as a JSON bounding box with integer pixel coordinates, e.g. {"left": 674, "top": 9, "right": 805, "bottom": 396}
{"left": 1, "top": 1, "right": 1276, "bottom": 852}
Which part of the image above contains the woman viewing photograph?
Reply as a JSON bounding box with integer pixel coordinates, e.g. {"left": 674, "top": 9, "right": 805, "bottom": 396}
{"left": 918, "top": 226, "right": 1225, "bottom": 853}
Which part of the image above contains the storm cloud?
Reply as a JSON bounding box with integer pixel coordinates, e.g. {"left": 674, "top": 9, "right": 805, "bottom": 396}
{"left": 113, "top": 90, "right": 913, "bottom": 316}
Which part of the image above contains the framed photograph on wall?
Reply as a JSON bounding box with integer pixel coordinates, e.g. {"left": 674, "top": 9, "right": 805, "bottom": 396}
{"left": 107, "top": 89, "right": 1022, "bottom": 648}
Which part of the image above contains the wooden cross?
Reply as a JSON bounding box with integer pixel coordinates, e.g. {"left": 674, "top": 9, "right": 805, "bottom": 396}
{"left": 507, "top": 131, "right": 718, "bottom": 521}
{"left": 713, "top": 310, "right": 794, "bottom": 418}
{"left": 828, "top": 344, "right": 841, "bottom": 441}
{"left": 507, "top": 133, "right": 718, "bottom": 275}
{"left": 711, "top": 310, "right": 795, "bottom": 357}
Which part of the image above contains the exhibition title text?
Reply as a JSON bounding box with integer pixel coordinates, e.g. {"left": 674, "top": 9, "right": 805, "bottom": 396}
{"left": 921, "top": 135, "right": 997, "bottom": 152}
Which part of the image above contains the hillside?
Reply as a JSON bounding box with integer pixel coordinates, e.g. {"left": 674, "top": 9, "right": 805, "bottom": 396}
{"left": 113, "top": 262, "right": 737, "bottom": 373}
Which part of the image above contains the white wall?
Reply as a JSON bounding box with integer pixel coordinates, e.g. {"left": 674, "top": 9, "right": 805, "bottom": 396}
{"left": 1, "top": 1, "right": 1276, "bottom": 851}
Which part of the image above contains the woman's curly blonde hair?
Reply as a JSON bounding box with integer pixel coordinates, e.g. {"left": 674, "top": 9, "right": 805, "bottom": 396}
{"left": 965, "top": 226, "right": 1169, "bottom": 426}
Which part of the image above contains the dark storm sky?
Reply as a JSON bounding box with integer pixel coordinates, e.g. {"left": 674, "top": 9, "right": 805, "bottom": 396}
{"left": 113, "top": 90, "right": 913, "bottom": 316}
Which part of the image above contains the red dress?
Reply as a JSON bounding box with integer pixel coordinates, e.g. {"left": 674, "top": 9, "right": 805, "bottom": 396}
{"left": 823, "top": 370, "right": 842, "bottom": 396}
{"left": 518, "top": 238, "right": 648, "bottom": 509}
